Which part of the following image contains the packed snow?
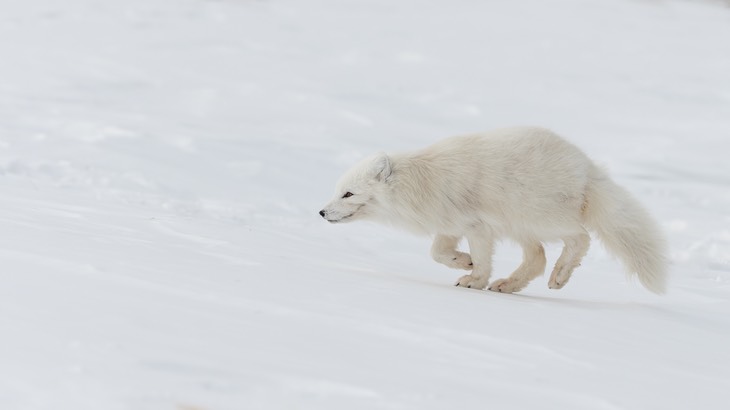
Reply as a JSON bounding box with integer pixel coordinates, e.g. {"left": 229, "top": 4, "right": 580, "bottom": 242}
{"left": 1, "top": 0, "right": 729, "bottom": 409}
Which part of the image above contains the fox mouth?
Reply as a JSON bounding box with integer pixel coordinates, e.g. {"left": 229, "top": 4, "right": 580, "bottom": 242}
{"left": 326, "top": 204, "right": 365, "bottom": 223}
{"left": 328, "top": 213, "right": 354, "bottom": 223}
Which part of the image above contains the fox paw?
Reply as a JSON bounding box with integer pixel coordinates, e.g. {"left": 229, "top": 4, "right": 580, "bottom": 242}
{"left": 455, "top": 274, "right": 488, "bottom": 290}
{"left": 434, "top": 251, "right": 473, "bottom": 270}
{"left": 447, "top": 251, "right": 473, "bottom": 270}
{"left": 548, "top": 276, "right": 569, "bottom": 289}
{"left": 548, "top": 265, "right": 574, "bottom": 289}
{"left": 488, "top": 278, "right": 525, "bottom": 294}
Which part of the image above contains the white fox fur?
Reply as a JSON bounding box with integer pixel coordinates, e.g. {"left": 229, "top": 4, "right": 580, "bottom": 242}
{"left": 320, "top": 127, "right": 667, "bottom": 294}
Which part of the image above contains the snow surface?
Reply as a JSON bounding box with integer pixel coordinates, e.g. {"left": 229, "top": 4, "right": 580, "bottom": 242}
{"left": 1, "top": 0, "right": 730, "bottom": 409}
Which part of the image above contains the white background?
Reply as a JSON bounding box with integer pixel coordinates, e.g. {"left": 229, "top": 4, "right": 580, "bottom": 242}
{"left": 1, "top": 0, "right": 729, "bottom": 409}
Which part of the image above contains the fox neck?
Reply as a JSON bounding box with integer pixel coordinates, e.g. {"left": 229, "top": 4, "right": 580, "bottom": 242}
{"left": 370, "top": 155, "right": 444, "bottom": 235}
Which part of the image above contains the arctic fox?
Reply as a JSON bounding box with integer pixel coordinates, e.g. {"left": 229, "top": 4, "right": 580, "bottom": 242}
{"left": 319, "top": 127, "right": 667, "bottom": 294}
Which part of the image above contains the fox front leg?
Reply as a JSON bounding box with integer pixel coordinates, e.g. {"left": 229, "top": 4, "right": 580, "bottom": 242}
{"left": 454, "top": 228, "right": 494, "bottom": 289}
{"left": 431, "top": 234, "right": 472, "bottom": 270}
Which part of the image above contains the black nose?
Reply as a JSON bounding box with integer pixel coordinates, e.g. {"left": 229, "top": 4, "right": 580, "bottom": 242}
{"left": 319, "top": 210, "right": 326, "bottom": 217}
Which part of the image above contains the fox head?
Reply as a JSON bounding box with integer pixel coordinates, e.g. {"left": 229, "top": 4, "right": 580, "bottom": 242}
{"left": 319, "top": 152, "right": 392, "bottom": 223}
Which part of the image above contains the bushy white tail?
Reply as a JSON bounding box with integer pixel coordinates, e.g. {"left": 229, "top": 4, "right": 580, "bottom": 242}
{"left": 583, "top": 166, "right": 668, "bottom": 294}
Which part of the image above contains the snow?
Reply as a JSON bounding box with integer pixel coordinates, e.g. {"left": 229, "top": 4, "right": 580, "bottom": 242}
{"left": 1, "top": 0, "right": 730, "bottom": 408}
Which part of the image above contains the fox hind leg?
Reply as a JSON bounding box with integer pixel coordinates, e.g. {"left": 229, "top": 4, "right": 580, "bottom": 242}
{"left": 549, "top": 231, "right": 591, "bottom": 289}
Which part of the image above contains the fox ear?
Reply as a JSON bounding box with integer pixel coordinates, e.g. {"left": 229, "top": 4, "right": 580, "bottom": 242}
{"left": 370, "top": 152, "right": 392, "bottom": 182}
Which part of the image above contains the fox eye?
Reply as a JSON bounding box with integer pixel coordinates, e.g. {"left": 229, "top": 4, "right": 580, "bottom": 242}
{"left": 342, "top": 192, "right": 354, "bottom": 198}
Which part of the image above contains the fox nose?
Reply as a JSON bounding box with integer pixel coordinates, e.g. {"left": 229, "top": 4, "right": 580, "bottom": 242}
{"left": 319, "top": 210, "right": 326, "bottom": 218}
